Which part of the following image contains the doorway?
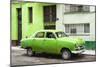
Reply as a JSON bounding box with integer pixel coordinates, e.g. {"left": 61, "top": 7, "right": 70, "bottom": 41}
{"left": 17, "top": 8, "right": 22, "bottom": 45}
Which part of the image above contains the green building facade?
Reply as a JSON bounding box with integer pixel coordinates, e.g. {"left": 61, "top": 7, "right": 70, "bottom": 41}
{"left": 11, "top": 1, "right": 56, "bottom": 46}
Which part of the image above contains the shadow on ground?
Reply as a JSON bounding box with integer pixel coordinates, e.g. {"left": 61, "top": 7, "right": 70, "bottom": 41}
{"left": 22, "top": 53, "right": 85, "bottom": 60}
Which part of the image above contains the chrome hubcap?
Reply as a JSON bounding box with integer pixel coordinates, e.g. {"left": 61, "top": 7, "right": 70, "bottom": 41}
{"left": 62, "top": 51, "right": 69, "bottom": 59}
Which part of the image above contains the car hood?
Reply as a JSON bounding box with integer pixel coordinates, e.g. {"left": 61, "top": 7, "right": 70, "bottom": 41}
{"left": 57, "top": 37, "right": 85, "bottom": 46}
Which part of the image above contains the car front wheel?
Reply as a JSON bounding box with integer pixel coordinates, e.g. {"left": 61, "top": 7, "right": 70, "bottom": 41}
{"left": 61, "top": 49, "right": 71, "bottom": 60}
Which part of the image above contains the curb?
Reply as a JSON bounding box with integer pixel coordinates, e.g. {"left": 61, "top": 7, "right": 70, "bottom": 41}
{"left": 11, "top": 46, "right": 25, "bottom": 50}
{"left": 82, "top": 50, "right": 96, "bottom": 55}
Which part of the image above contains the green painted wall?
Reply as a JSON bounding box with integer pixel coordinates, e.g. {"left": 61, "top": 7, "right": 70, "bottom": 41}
{"left": 21, "top": 3, "right": 44, "bottom": 38}
{"left": 11, "top": 3, "right": 21, "bottom": 40}
{"left": 11, "top": 3, "right": 44, "bottom": 40}
{"left": 85, "top": 41, "right": 96, "bottom": 50}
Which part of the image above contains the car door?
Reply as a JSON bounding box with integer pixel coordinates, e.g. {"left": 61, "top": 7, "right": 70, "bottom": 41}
{"left": 43, "top": 32, "right": 57, "bottom": 53}
{"left": 32, "top": 32, "right": 45, "bottom": 52}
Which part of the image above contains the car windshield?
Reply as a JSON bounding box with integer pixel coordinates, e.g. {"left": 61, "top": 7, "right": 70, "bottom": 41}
{"left": 55, "top": 32, "right": 68, "bottom": 38}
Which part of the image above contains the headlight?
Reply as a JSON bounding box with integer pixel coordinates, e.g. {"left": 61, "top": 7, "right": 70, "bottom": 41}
{"left": 75, "top": 44, "right": 79, "bottom": 50}
{"left": 75, "top": 44, "right": 85, "bottom": 50}
{"left": 75, "top": 44, "right": 78, "bottom": 48}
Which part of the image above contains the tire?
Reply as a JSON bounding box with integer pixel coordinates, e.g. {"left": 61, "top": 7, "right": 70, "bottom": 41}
{"left": 61, "top": 49, "right": 71, "bottom": 60}
{"left": 27, "top": 48, "right": 33, "bottom": 56}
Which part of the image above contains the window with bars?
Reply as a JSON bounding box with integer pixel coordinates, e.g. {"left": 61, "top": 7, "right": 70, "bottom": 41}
{"left": 84, "top": 24, "right": 90, "bottom": 33}
{"left": 43, "top": 5, "right": 56, "bottom": 22}
{"left": 65, "top": 23, "right": 90, "bottom": 34}
{"left": 65, "top": 4, "right": 90, "bottom": 13}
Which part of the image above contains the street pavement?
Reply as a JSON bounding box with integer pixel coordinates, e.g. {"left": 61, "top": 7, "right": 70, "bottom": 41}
{"left": 11, "top": 46, "right": 96, "bottom": 66}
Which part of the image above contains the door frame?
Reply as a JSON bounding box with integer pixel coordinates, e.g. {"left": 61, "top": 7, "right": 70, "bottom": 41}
{"left": 17, "top": 8, "right": 22, "bottom": 46}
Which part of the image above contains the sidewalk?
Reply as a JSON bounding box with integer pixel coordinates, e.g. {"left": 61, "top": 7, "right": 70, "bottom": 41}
{"left": 11, "top": 46, "right": 96, "bottom": 55}
{"left": 82, "top": 50, "right": 96, "bottom": 55}
{"left": 11, "top": 46, "right": 25, "bottom": 51}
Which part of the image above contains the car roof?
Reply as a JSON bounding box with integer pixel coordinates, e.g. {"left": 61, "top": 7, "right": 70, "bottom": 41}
{"left": 37, "top": 30, "right": 63, "bottom": 32}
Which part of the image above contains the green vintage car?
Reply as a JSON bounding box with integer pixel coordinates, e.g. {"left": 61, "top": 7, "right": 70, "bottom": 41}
{"left": 21, "top": 30, "right": 85, "bottom": 59}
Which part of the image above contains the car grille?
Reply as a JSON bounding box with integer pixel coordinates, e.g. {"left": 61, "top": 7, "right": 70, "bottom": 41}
{"left": 75, "top": 45, "right": 84, "bottom": 50}
{"left": 80, "top": 45, "right": 84, "bottom": 49}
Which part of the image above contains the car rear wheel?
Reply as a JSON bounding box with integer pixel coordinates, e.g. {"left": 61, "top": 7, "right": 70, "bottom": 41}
{"left": 61, "top": 49, "right": 71, "bottom": 60}
{"left": 27, "top": 48, "right": 33, "bottom": 56}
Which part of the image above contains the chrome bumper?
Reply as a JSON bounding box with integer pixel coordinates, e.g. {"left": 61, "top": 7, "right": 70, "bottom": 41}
{"left": 72, "top": 49, "right": 85, "bottom": 54}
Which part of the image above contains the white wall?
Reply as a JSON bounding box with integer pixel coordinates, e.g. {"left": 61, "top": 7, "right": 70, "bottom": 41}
{"left": 56, "top": 4, "right": 65, "bottom": 31}
{"left": 63, "top": 13, "right": 95, "bottom": 24}
{"left": 56, "top": 4, "right": 96, "bottom": 41}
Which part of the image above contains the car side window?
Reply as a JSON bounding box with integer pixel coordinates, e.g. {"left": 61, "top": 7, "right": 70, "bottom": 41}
{"left": 46, "top": 32, "right": 55, "bottom": 38}
{"left": 35, "top": 32, "right": 45, "bottom": 38}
